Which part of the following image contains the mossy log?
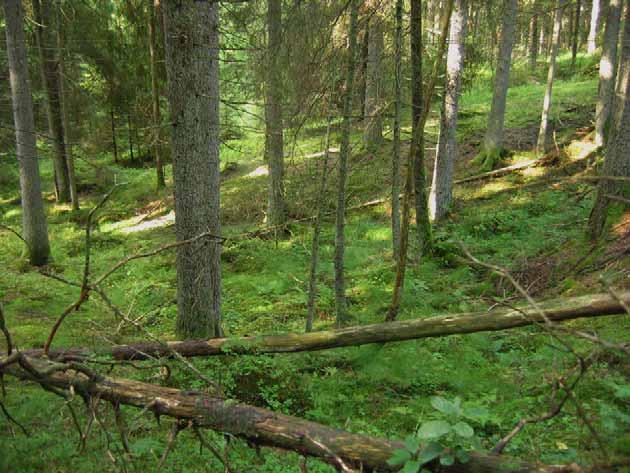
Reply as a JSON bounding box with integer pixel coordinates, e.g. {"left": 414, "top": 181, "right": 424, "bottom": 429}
{"left": 37, "top": 292, "right": 629, "bottom": 362}
{"left": 3, "top": 354, "right": 579, "bottom": 473}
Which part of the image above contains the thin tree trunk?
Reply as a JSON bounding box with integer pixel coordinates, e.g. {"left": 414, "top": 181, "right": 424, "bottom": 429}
{"left": 33, "top": 0, "right": 71, "bottom": 203}
{"left": 359, "top": 25, "right": 369, "bottom": 120}
{"left": 589, "top": 2, "right": 630, "bottom": 238}
{"left": 429, "top": 0, "right": 468, "bottom": 221}
{"left": 334, "top": 0, "right": 359, "bottom": 327}
{"left": 110, "top": 107, "right": 118, "bottom": 163}
{"left": 150, "top": 0, "right": 166, "bottom": 189}
{"left": 265, "top": 0, "right": 286, "bottom": 227}
{"left": 476, "top": 0, "right": 518, "bottom": 171}
{"left": 587, "top": 0, "right": 602, "bottom": 53}
{"left": 306, "top": 114, "right": 332, "bottom": 333}
{"left": 572, "top": 0, "right": 582, "bottom": 67}
{"left": 594, "top": 0, "right": 622, "bottom": 147}
{"left": 536, "top": 0, "right": 567, "bottom": 155}
{"left": 410, "top": 0, "right": 424, "bottom": 255}
{"left": 363, "top": 3, "right": 383, "bottom": 152}
{"left": 56, "top": 3, "right": 79, "bottom": 211}
{"left": 163, "top": 0, "right": 222, "bottom": 338}
{"left": 127, "top": 113, "right": 135, "bottom": 161}
{"left": 388, "top": 1, "right": 453, "bottom": 322}
{"left": 3, "top": 0, "right": 50, "bottom": 266}
{"left": 391, "top": 0, "right": 403, "bottom": 260}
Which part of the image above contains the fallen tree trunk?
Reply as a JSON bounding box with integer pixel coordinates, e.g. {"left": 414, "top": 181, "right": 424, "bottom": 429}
{"left": 38, "top": 292, "right": 629, "bottom": 362}
{"left": 2, "top": 354, "right": 578, "bottom": 472}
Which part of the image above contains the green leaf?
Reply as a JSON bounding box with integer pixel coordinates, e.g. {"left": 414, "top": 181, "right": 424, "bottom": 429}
{"left": 418, "top": 441, "right": 443, "bottom": 464}
{"left": 418, "top": 420, "right": 451, "bottom": 439}
{"left": 453, "top": 421, "right": 474, "bottom": 438}
{"left": 440, "top": 453, "right": 455, "bottom": 466}
{"left": 387, "top": 449, "right": 413, "bottom": 466}
{"left": 430, "top": 396, "right": 457, "bottom": 416}
{"left": 401, "top": 460, "right": 422, "bottom": 473}
{"left": 456, "top": 448, "right": 471, "bottom": 464}
{"left": 404, "top": 435, "right": 421, "bottom": 453}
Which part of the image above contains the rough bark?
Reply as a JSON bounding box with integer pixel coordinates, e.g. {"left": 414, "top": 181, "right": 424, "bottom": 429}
{"left": 429, "top": 0, "right": 468, "bottom": 221}
{"left": 391, "top": 0, "right": 403, "bottom": 260}
{"left": 265, "top": 0, "right": 286, "bottom": 227}
{"left": 149, "top": 0, "right": 166, "bottom": 189}
{"left": 363, "top": 3, "right": 384, "bottom": 152}
{"left": 3, "top": 0, "right": 51, "bottom": 266}
{"left": 163, "top": 0, "right": 222, "bottom": 338}
{"left": 334, "top": 0, "right": 359, "bottom": 326}
{"left": 536, "top": 0, "right": 567, "bottom": 155}
{"left": 36, "top": 292, "right": 630, "bottom": 361}
{"left": 587, "top": 0, "right": 602, "bottom": 53}
{"left": 594, "top": 0, "right": 622, "bottom": 147}
{"left": 589, "top": 2, "right": 630, "bottom": 238}
{"left": 3, "top": 355, "right": 580, "bottom": 473}
{"left": 476, "top": 0, "right": 518, "bottom": 172}
{"left": 571, "top": 0, "right": 582, "bottom": 67}
{"left": 530, "top": 0, "right": 540, "bottom": 69}
{"left": 33, "top": 0, "right": 71, "bottom": 203}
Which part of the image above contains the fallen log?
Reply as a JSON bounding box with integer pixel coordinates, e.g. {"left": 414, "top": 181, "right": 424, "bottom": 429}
{"left": 2, "top": 354, "right": 578, "bottom": 473}
{"left": 37, "top": 292, "right": 629, "bottom": 362}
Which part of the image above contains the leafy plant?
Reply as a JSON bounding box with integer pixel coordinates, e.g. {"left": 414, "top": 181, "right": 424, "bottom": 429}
{"left": 387, "top": 397, "right": 482, "bottom": 472}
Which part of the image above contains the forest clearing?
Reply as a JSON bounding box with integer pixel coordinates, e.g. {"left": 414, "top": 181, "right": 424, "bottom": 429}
{"left": 0, "top": 0, "right": 629, "bottom": 472}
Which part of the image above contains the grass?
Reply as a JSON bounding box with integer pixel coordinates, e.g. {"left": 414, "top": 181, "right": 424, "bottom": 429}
{"left": 1, "top": 53, "right": 629, "bottom": 472}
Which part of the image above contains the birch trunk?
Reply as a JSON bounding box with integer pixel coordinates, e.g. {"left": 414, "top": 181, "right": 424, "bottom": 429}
{"left": 587, "top": 0, "right": 602, "bottom": 53}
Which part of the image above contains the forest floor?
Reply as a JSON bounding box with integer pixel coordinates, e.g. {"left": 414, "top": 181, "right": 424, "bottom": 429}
{"left": 0, "top": 54, "right": 629, "bottom": 472}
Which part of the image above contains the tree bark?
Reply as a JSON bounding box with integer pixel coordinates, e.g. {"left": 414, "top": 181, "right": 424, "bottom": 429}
{"left": 429, "top": 0, "right": 468, "bottom": 221}
{"left": 530, "top": 0, "right": 540, "bottom": 69}
{"left": 32, "top": 0, "right": 71, "bottom": 203}
{"left": 391, "top": 0, "right": 403, "bottom": 260}
{"left": 3, "top": 355, "right": 581, "bottom": 473}
{"left": 3, "top": 0, "right": 51, "bottom": 266}
{"left": 589, "top": 1, "right": 630, "bottom": 238}
{"left": 110, "top": 106, "right": 118, "bottom": 163}
{"left": 149, "top": 0, "right": 166, "bottom": 189}
{"left": 475, "top": 0, "right": 518, "bottom": 172}
{"left": 594, "top": 0, "right": 622, "bottom": 147}
{"left": 571, "top": 0, "right": 582, "bottom": 67}
{"left": 163, "top": 0, "right": 222, "bottom": 338}
{"left": 265, "top": 0, "right": 286, "bottom": 227}
{"left": 536, "top": 0, "right": 567, "bottom": 155}
{"left": 334, "top": 0, "right": 359, "bottom": 326}
{"left": 363, "top": 2, "right": 384, "bottom": 152}
{"left": 36, "top": 292, "right": 630, "bottom": 361}
{"left": 127, "top": 113, "right": 135, "bottom": 162}
{"left": 587, "top": 0, "right": 602, "bottom": 53}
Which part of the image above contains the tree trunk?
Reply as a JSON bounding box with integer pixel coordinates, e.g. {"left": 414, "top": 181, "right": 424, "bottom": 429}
{"left": 594, "top": 0, "right": 622, "bottom": 147}
{"left": 3, "top": 0, "right": 51, "bottom": 266}
{"left": 334, "top": 0, "right": 359, "bottom": 327}
{"left": 363, "top": 4, "right": 383, "bottom": 152}
{"left": 127, "top": 113, "right": 135, "bottom": 161}
{"left": 359, "top": 25, "right": 369, "bottom": 120}
{"left": 391, "top": 0, "right": 403, "bottom": 260}
{"left": 572, "top": 0, "right": 582, "bottom": 67}
{"left": 429, "top": 0, "right": 468, "bottom": 221}
{"left": 3, "top": 355, "right": 582, "bottom": 473}
{"left": 163, "top": 0, "right": 222, "bottom": 338}
{"left": 536, "top": 0, "right": 567, "bottom": 155}
{"left": 589, "top": 2, "right": 630, "bottom": 238}
{"left": 476, "top": 0, "right": 518, "bottom": 171}
{"left": 265, "top": 0, "right": 286, "bottom": 228}
{"left": 32, "top": 0, "right": 71, "bottom": 203}
{"left": 56, "top": 4, "right": 79, "bottom": 211}
{"left": 529, "top": 0, "right": 540, "bottom": 69}
{"left": 306, "top": 114, "right": 332, "bottom": 333}
{"left": 111, "top": 106, "right": 118, "bottom": 163}
{"left": 587, "top": 0, "right": 602, "bottom": 53}
{"left": 149, "top": 0, "right": 166, "bottom": 189}
{"left": 37, "top": 292, "right": 630, "bottom": 361}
